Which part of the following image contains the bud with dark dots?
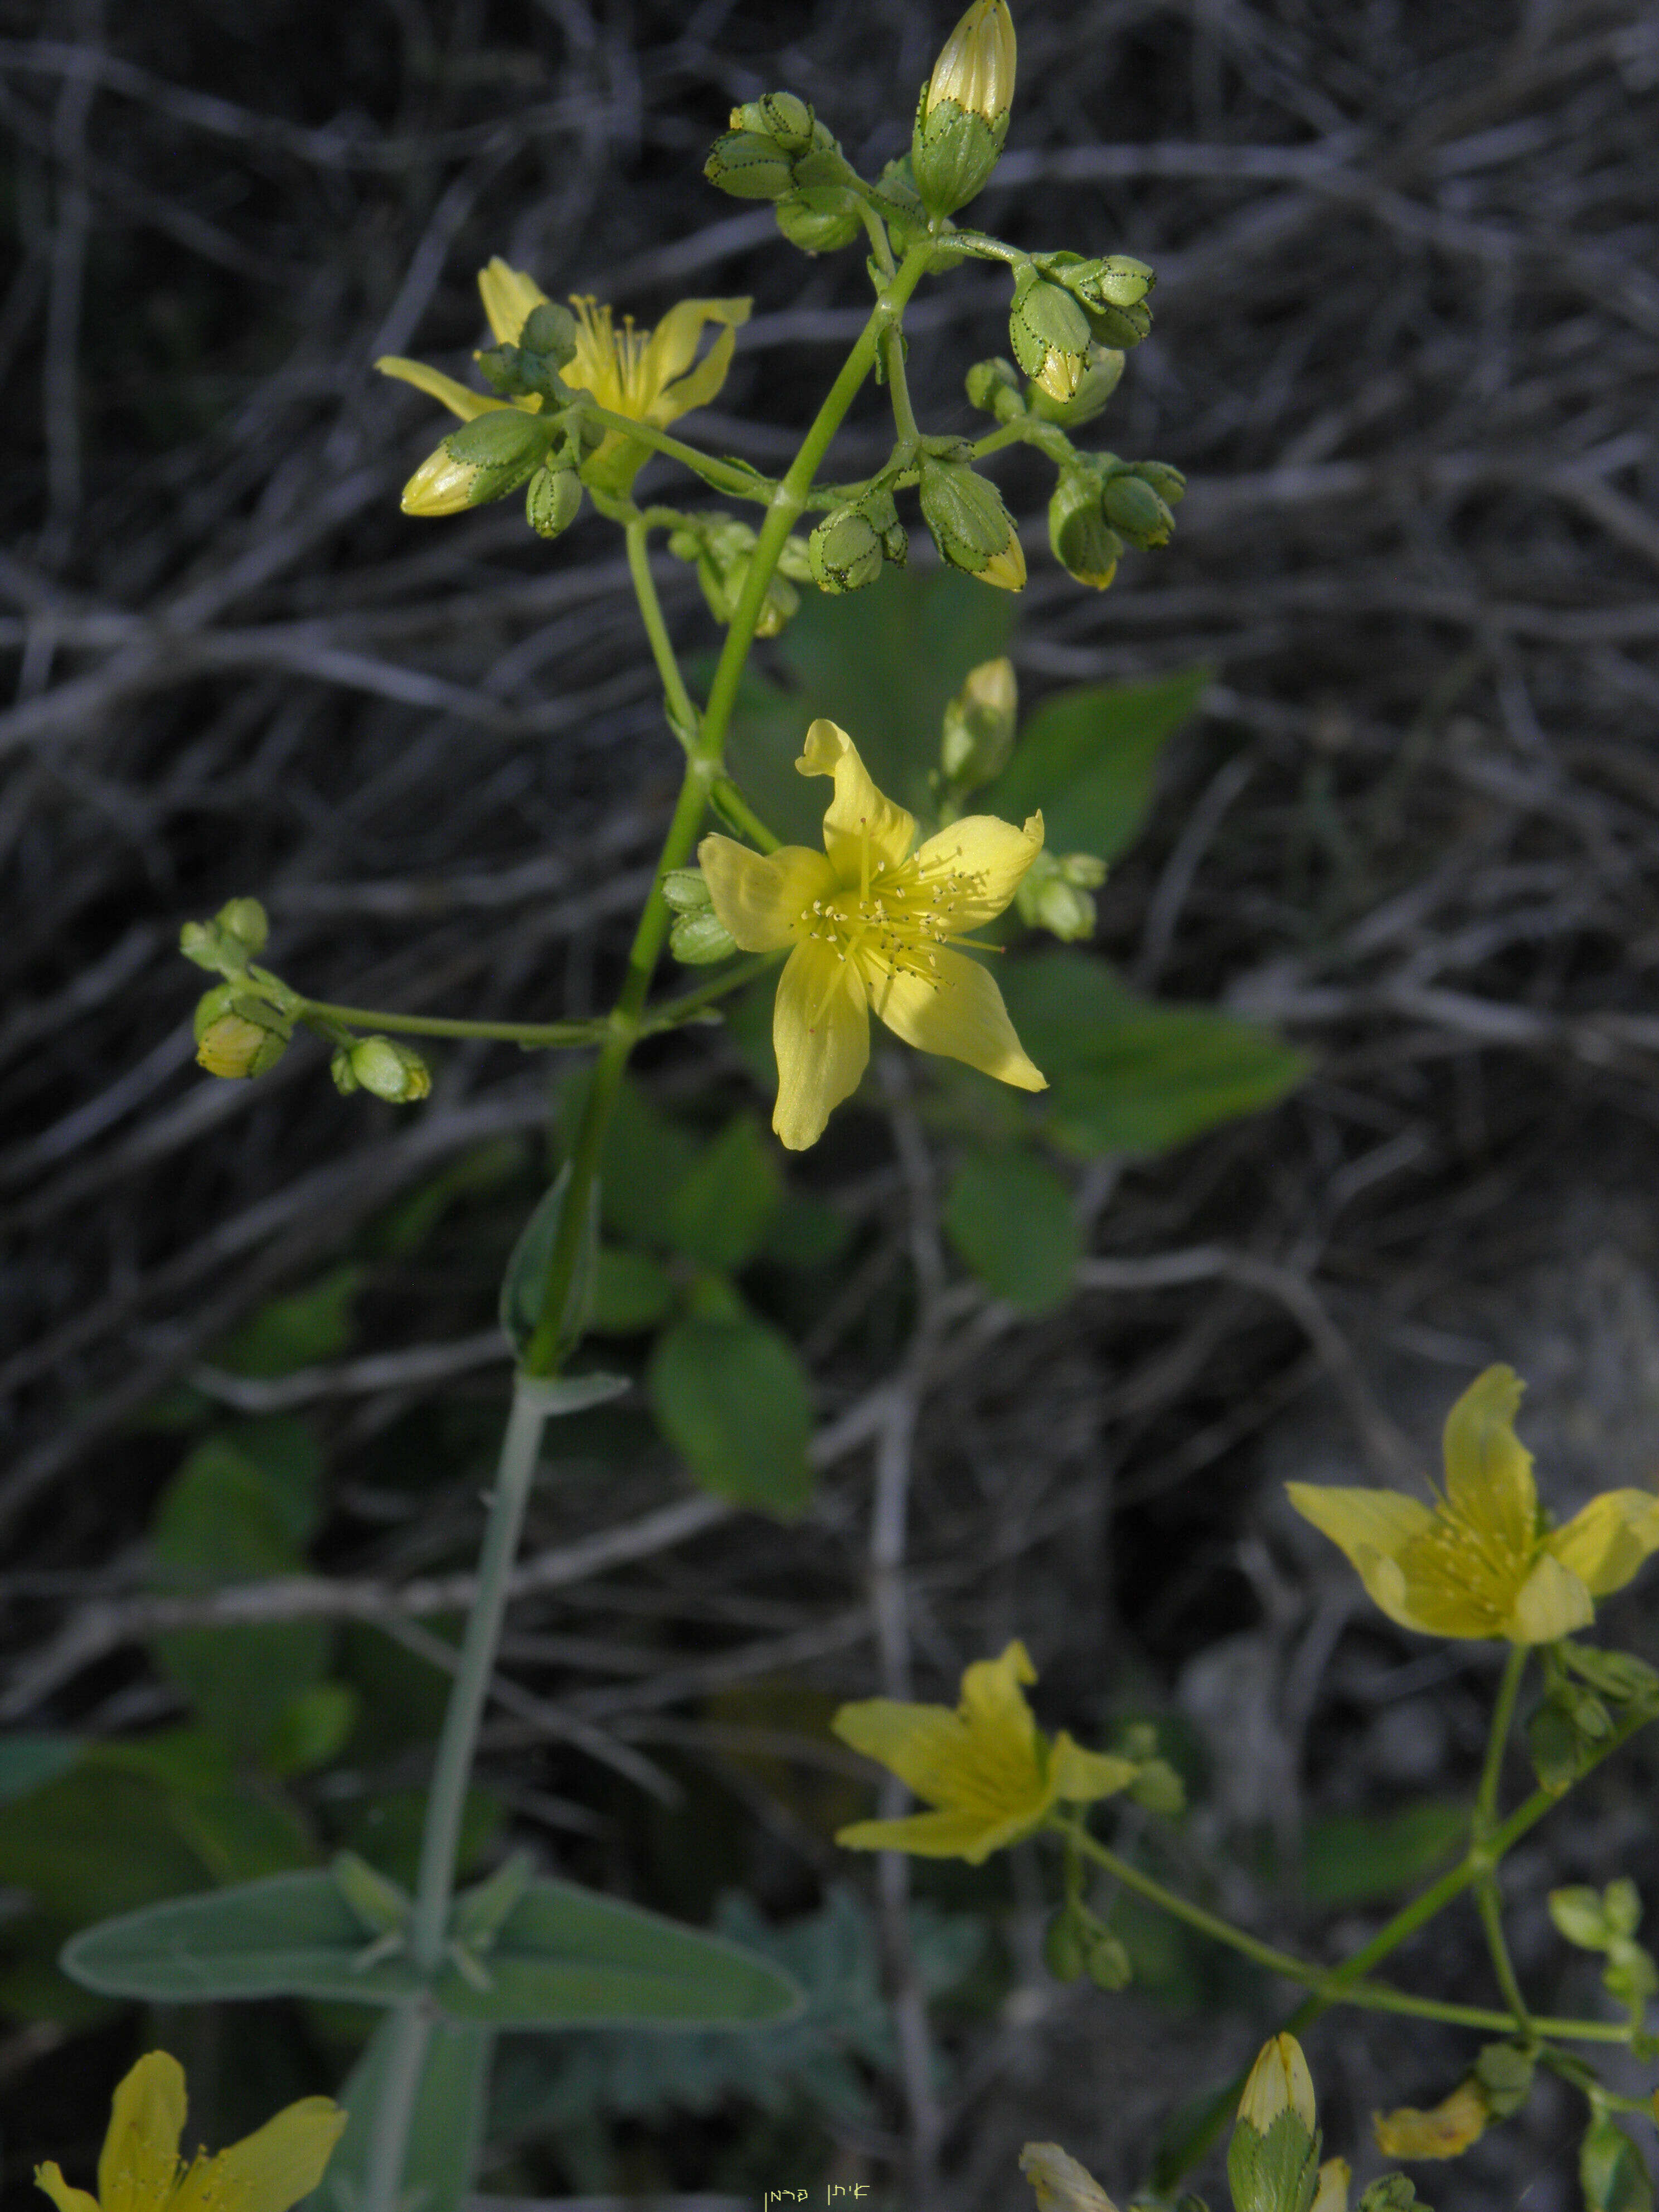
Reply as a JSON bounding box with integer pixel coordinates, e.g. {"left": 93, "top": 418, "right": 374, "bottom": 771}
{"left": 911, "top": 0, "right": 1016, "bottom": 215}
{"left": 918, "top": 457, "right": 1025, "bottom": 589}
{"left": 1049, "top": 470, "right": 1123, "bottom": 590}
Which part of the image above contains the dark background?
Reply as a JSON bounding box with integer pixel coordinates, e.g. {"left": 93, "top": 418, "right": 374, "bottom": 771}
{"left": 3, "top": 1, "right": 1659, "bottom": 2206}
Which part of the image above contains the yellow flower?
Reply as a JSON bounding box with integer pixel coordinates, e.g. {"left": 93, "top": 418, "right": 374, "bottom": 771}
{"left": 1372, "top": 2079, "right": 1489, "bottom": 2161}
{"left": 1286, "top": 1365, "right": 1659, "bottom": 1643}
{"left": 831, "top": 1639, "right": 1138, "bottom": 1864}
{"left": 1019, "top": 2143, "right": 1117, "bottom": 2212}
{"left": 699, "top": 719, "right": 1046, "bottom": 1151}
{"left": 377, "top": 259, "right": 750, "bottom": 496}
{"left": 36, "top": 2053, "right": 344, "bottom": 2212}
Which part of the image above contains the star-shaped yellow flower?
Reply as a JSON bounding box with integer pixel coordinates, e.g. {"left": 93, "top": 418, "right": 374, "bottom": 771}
{"left": 378, "top": 258, "right": 749, "bottom": 496}
{"left": 831, "top": 1640, "right": 1138, "bottom": 1864}
{"left": 36, "top": 2053, "right": 343, "bottom": 2212}
{"left": 700, "top": 719, "right": 1046, "bottom": 1151}
{"left": 1287, "top": 1365, "right": 1659, "bottom": 1643}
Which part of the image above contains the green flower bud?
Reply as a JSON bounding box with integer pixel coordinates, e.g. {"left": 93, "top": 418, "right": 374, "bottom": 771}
{"left": 774, "top": 185, "right": 862, "bottom": 254}
{"left": 1070, "top": 253, "right": 1154, "bottom": 309}
{"left": 218, "top": 898, "right": 269, "bottom": 954}
{"left": 670, "top": 907, "right": 738, "bottom": 965}
{"left": 1103, "top": 470, "right": 1175, "bottom": 549}
{"left": 704, "top": 130, "right": 797, "bottom": 200}
{"left": 862, "top": 486, "right": 908, "bottom": 562}
{"left": 1049, "top": 471, "right": 1123, "bottom": 590}
{"left": 1082, "top": 1926, "right": 1132, "bottom": 1990}
{"left": 918, "top": 457, "right": 1025, "bottom": 589}
{"left": 1127, "top": 1755, "right": 1184, "bottom": 1815}
{"left": 340, "top": 1035, "right": 431, "bottom": 1103}
{"left": 941, "top": 654, "right": 1017, "bottom": 789}
{"left": 661, "top": 868, "right": 712, "bottom": 913}
{"left": 1471, "top": 2042, "right": 1535, "bottom": 2121}
{"left": 729, "top": 91, "right": 816, "bottom": 154}
{"left": 518, "top": 300, "right": 578, "bottom": 367}
{"left": 1027, "top": 346, "right": 1124, "bottom": 426}
{"left": 1061, "top": 852, "right": 1108, "bottom": 889}
{"left": 913, "top": 0, "right": 1015, "bottom": 214}
{"left": 1042, "top": 1908, "right": 1086, "bottom": 1983}
{"left": 525, "top": 464, "right": 583, "bottom": 539}
{"left": 1016, "top": 851, "right": 1096, "bottom": 941}
{"left": 809, "top": 503, "right": 884, "bottom": 595}
{"left": 1008, "top": 268, "right": 1094, "bottom": 403}
{"left": 1230, "top": 2036, "right": 1321, "bottom": 2212}
{"left": 1084, "top": 296, "right": 1152, "bottom": 349}
{"left": 196, "top": 996, "right": 291, "bottom": 1080}
{"left": 181, "top": 898, "right": 269, "bottom": 975}
{"left": 966, "top": 355, "right": 1027, "bottom": 421}
{"left": 402, "top": 409, "right": 553, "bottom": 515}
{"left": 1132, "top": 458, "right": 1186, "bottom": 506}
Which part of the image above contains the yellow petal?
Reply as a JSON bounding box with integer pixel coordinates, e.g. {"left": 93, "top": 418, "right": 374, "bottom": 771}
{"left": 399, "top": 443, "right": 481, "bottom": 516}
{"left": 1508, "top": 1550, "right": 1594, "bottom": 1643}
{"left": 1372, "top": 2079, "right": 1487, "bottom": 2160}
{"left": 1312, "top": 2158, "right": 1351, "bottom": 2212}
{"left": 374, "top": 356, "right": 521, "bottom": 423}
{"left": 911, "top": 809, "right": 1045, "bottom": 929}
{"left": 835, "top": 1805, "right": 1031, "bottom": 1862}
{"left": 697, "top": 836, "right": 835, "bottom": 953}
{"left": 1020, "top": 2143, "right": 1117, "bottom": 2212}
{"left": 33, "top": 2166, "right": 100, "bottom": 2212}
{"left": 1548, "top": 1488, "right": 1659, "bottom": 1598}
{"left": 642, "top": 296, "right": 751, "bottom": 395}
{"left": 831, "top": 1697, "right": 968, "bottom": 1801}
{"left": 1047, "top": 1733, "right": 1140, "bottom": 1803}
{"left": 960, "top": 1638, "right": 1039, "bottom": 1726}
{"left": 870, "top": 949, "right": 1046, "bottom": 1089}
{"left": 1442, "top": 1365, "right": 1537, "bottom": 1558}
{"left": 207, "top": 2100, "right": 347, "bottom": 2212}
{"left": 100, "top": 2053, "right": 186, "bottom": 2212}
{"left": 477, "top": 256, "right": 549, "bottom": 346}
{"left": 1284, "top": 1483, "right": 1437, "bottom": 1629}
{"left": 772, "top": 938, "right": 870, "bottom": 1149}
{"left": 797, "top": 719, "right": 916, "bottom": 879}
{"left": 1239, "top": 2034, "right": 1317, "bottom": 2134}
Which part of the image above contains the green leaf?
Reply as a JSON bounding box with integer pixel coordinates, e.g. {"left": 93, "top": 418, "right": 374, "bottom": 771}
{"left": 336, "top": 1787, "right": 499, "bottom": 1893}
{"left": 215, "top": 1267, "right": 360, "bottom": 1378}
{"left": 759, "top": 1190, "right": 852, "bottom": 1270}
{"left": 1302, "top": 1801, "right": 1467, "bottom": 1908}
{"left": 261, "top": 1684, "right": 359, "bottom": 1778}
{"left": 648, "top": 1315, "right": 814, "bottom": 1517}
{"left": 0, "top": 1735, "right": 77, "bottom": 1807}
{"left": 725, "top": 565, "right": 1013, "bottom": 841}
{"left": 498, "top": 1162, "right": 599, "bottom": 1362}
{"left": 436, "top": 1875, "right": 802, "bottom": 2028}
{"left": 590, "top": 1246, "right": 678, "bottom": 1333}
{"left": 327, "top": 2011, "right": 492, "bottom": 2212}
{"left": 149, "top": 1435, "right": 329, "bottom": 1757}
{"left": 63, "top": 1871, "right": 802, "bottom": 2027}
{"left": 943, "top": 1148, "right": 1081, "bottom": 1312}
{"left": 999, "top": 952, "right": 1306, "bottom": 1156}
{"left": 571, "top": 1071, "right": 701, "bottom": 1249}
{"left": 0, "top": 1767, "right": 212, "bottom": 1928}
{"left": 984, "top": 668, "right": 1210, "bottom": 862}
{"left": 1583, "top": 2116, "right": 1653, "bottom": 2212}
{"left": 666, "top": 1115, "right": 783, "bottom": 1271}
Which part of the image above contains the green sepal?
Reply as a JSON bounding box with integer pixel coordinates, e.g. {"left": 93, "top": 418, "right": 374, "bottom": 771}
{"left": 1355, "top": 2180, "right": 1425, "bottom": 2212}
{"left": 444, "top": 410, "right": 556, "bottom": 507}
{"left": 331, "top": 1849, "right": 412, "bottom": 1938}
{"left": 1582, "top": 2115, "right": 1653, "bottom": 2212}
{"left": 775, "top": 185, "right": 862, "bottom": 253}
{"left": 704, "top": 130, "right": 797, "bottom": 200}
{"left": 525, "top": 464, "right": 583, "bottom": 539}
{"left": 1471, "top": 2041, "right": 1534, "bottom": 2119}
{"left": 1228, "top": 2109, "right": 1320, "bottom": 2212}
{"left": 670, "top": 908, "right": 739, "bottom": 964}
{"left": 911, "top": 89, "right": 1007, "bottom": 215}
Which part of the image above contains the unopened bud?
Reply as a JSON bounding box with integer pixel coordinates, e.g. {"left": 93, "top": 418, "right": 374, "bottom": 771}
{"left": 1061, "top": 852, "right": 1108, "bottom": 889}
{"left": 704, "top": 130, "right": 797, "bottom": 200}
{"left": 1133, "top": 459, "right": 1187, "bottom": 506}
{"left": 402, "top": 409, "right": 552, "bottom": 515}
{"left": 1082, "top": 1925, "right": 1132, "bottom": 1990}
{"left": 913, "top": 0, "right": 1016, "bottom": 214}
{"left": 196, "top": 996, "right": 291, "bottom": 1080}
{"left": 1311, "top": 2160, "right": 1351, "bottom": 2212}
{"left": 810, "top": 504, "right": 884, "bottom": 594}
{"left": 1231, "top": 2036, "right": 1320, "bottom": 2212}
{"left": 1103, "top": 470, "right": 1175, "bottom": 549}
{"left": 966, "top": 355, "right": 1027, "bottom": 421}
{"left": 730, "top": 91, "right": 816, "bottom": 153}
{"left": 181, "top": 898, "right": 270, "bottom": 975}
{"left": 1070, "top": 254, "right": 1154, "bottom": 309}
{"left": 1017, "top": 852, "right": 1095, "bottom": 941}
{"left": 1049, "top": 471, "right": 1122, "bottom": 590}
{"left": 918, "top": 458, "right": 1025, "bottom": 589}
{"left": 1028, "top": 346, "right": 1124, "bottom": 426}
{"left": 337, "top": 1036, "right": 431, "bottom": 1103}
{"left": 525, "top": 464, "right": 583, "bottom": 539}
{"left": 219, "top": 898, "right": 269, "bottom": 954}
{"left": 1042, "top": 1908, "right": 1085, "bottom": 1983}
{"left": 518, "top": 301, "right": 578, "bottom": 367}
{"left": 1009, "top": 269, "right": 1094, "bottom": 403}
{"left": 941, "top": 655, "right": 1017, "bottom": 789}
{"left": 1084, "top": 297, "right": 1152, "bottom": 349}
{"left": 775, "top": 185, "right": 862, "bottom": 254}
{"left": 670, "top": 908, "right": 738, "bottom": 964}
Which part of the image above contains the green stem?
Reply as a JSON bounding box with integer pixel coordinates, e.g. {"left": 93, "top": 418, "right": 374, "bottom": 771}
{"left": 626, "top": 513, "right": 700, "bottom": 744}
{"left": 580, "top": 406, "right": 772, "bottom": 499}
{"left": 884, "top": 323, "right": 920, "bottom": 448}
{"left": 709, "top": 777, "right": 783, "bottom": 853}
{"left": 299, "top": 957, "right": 770, "bottom": 1049}
{"left": 1472, "top": 1645, "right": 1534, "bottom": 2035}
{"left": 363, "top": 1382, "right": 547, "bottom": 2212}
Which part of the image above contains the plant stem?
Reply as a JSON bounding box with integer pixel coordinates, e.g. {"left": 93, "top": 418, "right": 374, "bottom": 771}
{"left": 579, "top": 405, "right": 771, "bottom": 499}
{"left": 1472, "top": 1643, "right": 1534, "bottom": 2034}
{"left": 361, "top": 1382, "right": 547, "bottom": 2212}
{"left": 298, "top": 955, "right": 771, "bottom": 1049}
{"left": 626, "top": 513, "right": 699, "bottom": 740}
